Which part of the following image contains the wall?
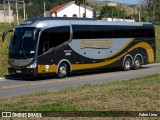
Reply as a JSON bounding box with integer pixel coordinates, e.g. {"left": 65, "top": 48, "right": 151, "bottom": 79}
{"left": 0, "top": 10, "right": 14, "bottom": 23}
{"left": 51, "top": 3, "right": 93, "bottom": 18}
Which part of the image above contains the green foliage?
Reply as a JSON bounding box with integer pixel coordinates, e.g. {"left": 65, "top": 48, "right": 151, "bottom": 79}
{"left": 142, "top": 0, "right": 160, "bottom": 24}
{"left": 6, "top": 0, "right": 73, "bottom": 19}
{"left": 155, "top": 0, "right": 160, "bottom": 24}
{"left": 155, "top": 25, "right": 160, "bottom": 62}
{"left": 75, "top": 0, "right": 85, "bottom": 5}
{"left": 140, "top": 7, "right": 149, "bottom": 22}
{"left": 0, "top": 24, "right": 14, "bottom": 77}
{"left": 99, "top": 6, "right": 127, "bottom": 19}
{"left": 21, "top": 0, "right": 57, "bottom": 18}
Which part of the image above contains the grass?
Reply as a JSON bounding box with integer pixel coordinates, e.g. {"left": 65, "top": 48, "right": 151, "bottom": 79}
{"left": 155, "top": 25, "right": 160, "bottom": 63}
{"left": 0, "top": 74, "right": 160, "bottom": 112}
{"left": 0, "top": 24, "right": 15, "bottom": 77}
{"left": 0, "top": 24, "right": 160, "bottom": 77}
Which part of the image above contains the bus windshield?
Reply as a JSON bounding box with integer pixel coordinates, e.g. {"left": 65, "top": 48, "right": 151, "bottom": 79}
{"left": 9, "top": 27, "right": 37, "bottom": 59}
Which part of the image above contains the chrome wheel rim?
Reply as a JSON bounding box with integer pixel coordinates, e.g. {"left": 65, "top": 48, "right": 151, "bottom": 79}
{"left": 135, "top": 59, "right": 140, "bottom": 68}
{"left": 125, "top": 61, "right": 131, "bottom": 69}
{"left": 59, "top": 66, "right": 67, "bottom": 76}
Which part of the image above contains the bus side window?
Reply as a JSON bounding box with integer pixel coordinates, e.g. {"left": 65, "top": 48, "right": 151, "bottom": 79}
{"left": 43, "top": 42, "right": 49, "bottom": 52}
{"left": 72, "top": 25, "right": 92, "bottom": 39}
{"left": 112, "top": 26, "right": 131, "bottom": 38}
{"left": 145, "top": 25, "right": 155, "bottom": 38}
{"left": 92, "top": 25, "right": 112, "bottom": 39}
{"left": 131, "top": 26, "right": 146, "bottom": 38}
{"left": 38, "top": 31, "right": 49, "bottom": 55}
{"left": 47, "top": 26, "right": 70, "bottom": 48}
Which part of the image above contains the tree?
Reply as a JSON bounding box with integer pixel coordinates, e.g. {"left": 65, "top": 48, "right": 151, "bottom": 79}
{"left": 143, "top": 0, "right": 160, "bottom": 24}
{"left": 145, "top": 0, "right": 156, "bottom": 23}
{"left": 154, "top": 0, "right": 160, "bottom": 24}
{"left": 75, "top": 0, "right": 86, "bottom": 17}
{"left": 100, "top": 5, "right": 127, "bottom": 20}
{"left": 75, "top": 0, "right": 83, "bottom": 5}
{"left": 75, "top": 0, "right": 82, "bottom": 17}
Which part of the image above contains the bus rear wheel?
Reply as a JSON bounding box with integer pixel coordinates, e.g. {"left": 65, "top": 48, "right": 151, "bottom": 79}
{"left": 57, "top": 63, "right": 69, "bottom": 78}
{"left": 123, "top": 57, "right": 132, "bottom": 71}
{"left": 133, "top": 57, "right": 142, "bottom": 70}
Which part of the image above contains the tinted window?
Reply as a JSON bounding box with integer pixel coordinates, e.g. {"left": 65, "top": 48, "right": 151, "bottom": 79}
{"left": 72, "top": 25, "right": 92, "bottom": 39}
{"left": 9, "top": 27, "right": 36, "bottom": 59}
{"left": 38, "top": 31, "right": 49, "bottom": 55}
{"left": 144, "top": 25, "right": 155, "bottom": 37}
{"left": 92, "top": 25, "right": 132, "bottom": 38}
{"left": 92, "top": 25, "right": 113, "bottom": 38}
{"left": 38, "top": 26, "right": 70, "bottom": 55}
{"left": 48, "top": 26, "right": 70, "bottom": 47}
{"left": 112, "top": 26, "right": 131, "bottom": 38}
{"left": 131, "top": 26, "right": 146, "bottom": 38}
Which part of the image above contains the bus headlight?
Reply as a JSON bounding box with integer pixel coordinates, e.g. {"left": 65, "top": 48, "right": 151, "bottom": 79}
{"left": 27, "top": 62, "right": 37, "bottom": 68}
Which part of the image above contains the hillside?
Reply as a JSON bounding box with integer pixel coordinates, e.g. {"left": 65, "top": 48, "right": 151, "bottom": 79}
{"left": 0, "top": 0, "right": 138, "bottom": 19}
{"left": 86, "top": 0, "right": 106, "bottom": 6}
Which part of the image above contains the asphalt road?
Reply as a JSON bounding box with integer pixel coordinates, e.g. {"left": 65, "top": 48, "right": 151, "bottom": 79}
{"left": 0, "top": 63, "right": 160, "bottom": 98}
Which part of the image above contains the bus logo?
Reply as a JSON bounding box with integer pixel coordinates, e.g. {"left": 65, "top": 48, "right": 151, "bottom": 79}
{"left": 80, "top": 40, "right": 113, "bottom": 49}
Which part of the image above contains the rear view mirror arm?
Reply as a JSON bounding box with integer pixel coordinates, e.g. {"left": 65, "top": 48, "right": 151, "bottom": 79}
{"left": 2, "top": 29, "right": 13, "bottom": 42}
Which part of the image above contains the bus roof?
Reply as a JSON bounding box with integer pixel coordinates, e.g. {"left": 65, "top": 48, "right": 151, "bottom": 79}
{"left": 20, "top": 17, "right": 95, "bottom": 25}
{"left": 17, "top": 17, "right": 153, "bottom": 29}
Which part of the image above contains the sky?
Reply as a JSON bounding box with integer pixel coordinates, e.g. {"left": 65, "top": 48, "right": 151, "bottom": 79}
{"left": 99, "top": 0, "right": 140, "bottom": 4}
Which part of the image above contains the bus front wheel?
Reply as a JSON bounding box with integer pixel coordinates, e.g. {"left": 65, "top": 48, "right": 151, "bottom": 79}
{"left": 57, "top": 63, "right": 69, "bottom": 78}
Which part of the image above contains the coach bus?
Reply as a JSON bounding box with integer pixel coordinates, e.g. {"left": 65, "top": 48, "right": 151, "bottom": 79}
{"left": 2, "top": 17, "right": 156, "bottom": 78}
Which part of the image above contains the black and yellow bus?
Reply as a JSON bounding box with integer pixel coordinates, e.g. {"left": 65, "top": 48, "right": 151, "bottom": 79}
{"left": 2, "top": 17, "right": 156, "bottom": 78}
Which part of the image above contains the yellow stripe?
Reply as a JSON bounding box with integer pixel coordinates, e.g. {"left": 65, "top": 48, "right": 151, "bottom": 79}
{"left": 128, "top": 42, "right": 154, "bottom": 63}
{"left": 72, "top": 42, "right": 154, "bottom": 70}
{"left": 38, "top": 65, "right": 57, "bottom": 73}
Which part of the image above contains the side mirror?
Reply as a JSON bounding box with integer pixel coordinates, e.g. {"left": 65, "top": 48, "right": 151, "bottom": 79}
{"left": 2, "top": 29, "right": 13, "bottom": 42}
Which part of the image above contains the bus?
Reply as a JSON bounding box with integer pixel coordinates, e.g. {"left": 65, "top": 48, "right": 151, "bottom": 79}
{"left": 2, "top": 17, "right": 156, "bottom": 78}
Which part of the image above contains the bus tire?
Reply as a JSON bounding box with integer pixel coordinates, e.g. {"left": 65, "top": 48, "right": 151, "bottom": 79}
{"left": 123, "top": 57, "right": 132, "bottom": 71}
{"left": 133, "top": 56, "right": 142, "bottom": 70}
{"left": 57, "top": 63, "right": 69, "bottom": 78}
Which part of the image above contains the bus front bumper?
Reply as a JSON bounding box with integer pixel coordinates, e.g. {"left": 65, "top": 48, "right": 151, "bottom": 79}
{"left": 8, "top": 67, "right": 37, "bottom": 77}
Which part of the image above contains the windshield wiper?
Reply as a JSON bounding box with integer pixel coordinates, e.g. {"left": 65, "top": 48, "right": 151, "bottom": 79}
{"left": 20, "top": 36, "right": 28, "bottom": 59}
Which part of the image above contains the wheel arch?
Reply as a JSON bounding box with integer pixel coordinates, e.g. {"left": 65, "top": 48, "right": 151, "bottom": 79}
{"left": 134, "top": 54, "right": 144, "bottom": 65}
{"left": 123, "top": 54, "right": 134, "bottom": 67}
{"left": 56, "top": 59, "right": 72, "bottom": 74}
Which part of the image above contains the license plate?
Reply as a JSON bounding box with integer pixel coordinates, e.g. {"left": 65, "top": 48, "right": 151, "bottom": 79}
{"left": 16, "top": 70, "right": 21, "bottom": 73}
